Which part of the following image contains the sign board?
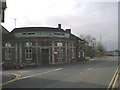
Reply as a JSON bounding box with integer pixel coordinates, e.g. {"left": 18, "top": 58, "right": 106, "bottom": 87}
{"left": 54, "top": 51, "right": 58, "bottom": 55}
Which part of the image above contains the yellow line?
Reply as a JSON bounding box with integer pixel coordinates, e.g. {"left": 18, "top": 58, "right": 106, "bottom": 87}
{"left": 1, "top": 73, "right": 21, "bottom": 86}
{"left": 111, "top": 74, "right": 118, "bottom": 90}
{"left": 1, "top": 68, "right": 62, "bottom": 86}
{"left": 107, "top": 67, "right": 119, "bottom": 90}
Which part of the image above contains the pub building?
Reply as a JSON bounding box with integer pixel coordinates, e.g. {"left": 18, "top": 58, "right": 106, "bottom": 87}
{"left": 2, "top": 24, "right": 86, "bottom": 66}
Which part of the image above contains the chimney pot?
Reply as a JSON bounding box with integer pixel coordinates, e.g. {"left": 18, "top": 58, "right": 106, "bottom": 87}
{"left": 58, "top": 24, "right": 61, "bottom": 29}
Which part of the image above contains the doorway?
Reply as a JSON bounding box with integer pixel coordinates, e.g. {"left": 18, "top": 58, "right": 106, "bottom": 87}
{"left": 41, "top": 49, "right": 49, "bottom": 65}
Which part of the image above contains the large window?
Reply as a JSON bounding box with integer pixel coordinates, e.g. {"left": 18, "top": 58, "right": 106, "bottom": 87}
{"left": 25, "top": 49, "right": 32, "bottom": 60}
{"left": 71, "top": 48, "right": 75, "bottom": 58}
{"left": 57, "top": 48, "right": 63, "bottom": 59}
{"left": 5, "top": 49, "right": 11, "bottom": 60}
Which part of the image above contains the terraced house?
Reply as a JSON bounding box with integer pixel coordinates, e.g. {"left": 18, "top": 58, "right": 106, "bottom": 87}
{"left": 2, "top": 24, "right": 86, "bottom": 66}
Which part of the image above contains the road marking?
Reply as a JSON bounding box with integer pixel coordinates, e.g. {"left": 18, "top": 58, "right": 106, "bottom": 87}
{"left": 107, "top": 67, "right": 119, "bottom": 90}
{"left": 1, "top": 68, "right": 63, "bottom": 86}
{"left": 18, "top": 70, "right": 31, "bottom": 73}
{"left": 19, "top": 68, "right": 63, "bottom": 80}
{"left": 1, "top": 73, "right": 21, "bottom": 86}
{"left": 111, "top": 74, "right": 118, "bottom": 90}
{"left": 79, "top": 67, "right": 93, "bottom": 75}
{"left": 86, "top": 67, "right": 93, "bottom": 71}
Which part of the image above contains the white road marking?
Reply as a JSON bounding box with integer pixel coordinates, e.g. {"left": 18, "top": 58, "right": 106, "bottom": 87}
{"left": 86, "top": 67, "right": 93, "bottom": 71}
{"left": 18, "top": 70, "right": 31, "bottom": 73}
{"left": 79, "top": 67, "right": 93, "bottom": 74}
{"left": 19, "top": 68, "right": 63, "bottom": 80}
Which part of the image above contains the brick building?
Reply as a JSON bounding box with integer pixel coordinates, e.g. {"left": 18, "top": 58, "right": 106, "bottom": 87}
{"left": 2, "top": 24, "right": 85, "bottom": 66}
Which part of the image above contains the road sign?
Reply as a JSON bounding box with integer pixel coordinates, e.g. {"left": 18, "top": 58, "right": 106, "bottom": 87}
{"left": 54, "top": 51, "right": 58, "bottom": 55}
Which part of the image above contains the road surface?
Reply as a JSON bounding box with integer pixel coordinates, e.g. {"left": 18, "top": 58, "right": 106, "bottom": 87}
{"left": 2, "top": 56, "right": 119, "bottom": 89}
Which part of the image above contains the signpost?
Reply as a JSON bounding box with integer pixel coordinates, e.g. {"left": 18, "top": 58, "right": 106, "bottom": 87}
{"left": 54, "top": 51, "right": 58, "bottom": 55}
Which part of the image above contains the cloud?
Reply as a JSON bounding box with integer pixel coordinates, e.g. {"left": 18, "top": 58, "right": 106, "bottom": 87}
{"left": 2, "top": 1, "right": 118, "bottom": 50}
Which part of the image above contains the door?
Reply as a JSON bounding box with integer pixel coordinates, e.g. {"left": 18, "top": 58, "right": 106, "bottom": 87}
{"left": 41, "top": 49, "right": 49, "bottom": 65}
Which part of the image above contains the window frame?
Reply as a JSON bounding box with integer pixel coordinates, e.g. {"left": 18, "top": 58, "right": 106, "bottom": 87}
{"left": 25, "top": 49, "right": 32, "bottom": 60}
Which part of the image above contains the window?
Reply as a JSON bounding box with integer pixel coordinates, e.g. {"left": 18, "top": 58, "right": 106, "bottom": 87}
{"left": 22, "top": 33, "right": 26, "bottom": 35}
{"left": 26, "top": 42, "right": 32, "bottom": 47}
{"left": 28, "top": 32, "right": 35, "bottom": 35}
{"left": 54, "top": 33, "right": 60, "bottom": 35}
{"left": 57, "top": 43, "right": 62, "bottom": 47}
{"left": 5, "top": 49, "right": 11, "bottom": 60}
{"left": 79, "top": 51, "right": 81, "bottom": 58}
{"left": 83, "top": 51, "right": 85, "bottom": 57}
{"left": 5, "top": 43, "right": 11, "bottom": 47}
{"left": 71, "top": 48, "right": 74, "bottom": 58}
{"left": 25, "top": 49, "right": 32, "bottom": 60}
{"left": 57, "top": 48, "right": 63, "bottom": 59}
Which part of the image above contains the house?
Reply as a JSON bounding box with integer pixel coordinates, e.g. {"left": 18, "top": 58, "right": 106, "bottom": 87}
{"left": 2, "top": 24, "right": 86, "bottom": 66}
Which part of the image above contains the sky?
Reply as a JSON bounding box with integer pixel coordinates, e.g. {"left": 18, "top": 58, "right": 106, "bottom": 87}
{"left": 1, "top": 0, "right": 118, "bottom": 51}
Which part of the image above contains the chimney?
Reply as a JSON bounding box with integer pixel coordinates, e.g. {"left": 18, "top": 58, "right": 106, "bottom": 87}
{"left": 58, "top": 24, "right": 61, "bottom": 29}
{"left": 66, "top": 29, "right": 71, "bottom": 34}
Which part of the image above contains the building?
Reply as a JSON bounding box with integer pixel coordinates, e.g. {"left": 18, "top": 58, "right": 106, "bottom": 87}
{"left": 1, "top": 0, "right": 6, "bottom": 67}
{"left": 2, "top": 24, "right": 85, "bottom": 66}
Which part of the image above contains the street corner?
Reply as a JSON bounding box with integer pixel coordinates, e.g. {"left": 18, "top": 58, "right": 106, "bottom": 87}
{"left": 2, "top": 73, "right": 21, "bottom": 86}
{"left": 2, "top": 74, "right": 15, "bottom": 83}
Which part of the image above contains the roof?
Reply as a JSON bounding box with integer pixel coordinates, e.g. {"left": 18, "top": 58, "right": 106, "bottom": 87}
{"left": 11, "top": 27, "right": 65, "bottom": 33}
{"left": 2, "top": 26, "right": 10, "bottom": 38}
{"left": 70, "top": 34, "right": 85, "bottom": 42}
{"left": 2, "top": 26, "right": 9, "bottom": 34}
{"left": 10, "top": 26, "right": 85, "bottom": 42}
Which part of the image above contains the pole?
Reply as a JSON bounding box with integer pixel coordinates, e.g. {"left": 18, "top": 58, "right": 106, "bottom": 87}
{"left": 14, "top": 18, "right": 16, "bottom": 28}
{"left": 100, "top": 35, "right": 102, "bottom": 45}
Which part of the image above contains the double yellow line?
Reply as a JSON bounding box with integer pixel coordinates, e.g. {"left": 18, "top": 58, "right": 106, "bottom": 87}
{"left": 107, "top": 66, "right": 120, "bottom": 90}
{"left": 1, "top": 73, "right": 21, "bottom": 86}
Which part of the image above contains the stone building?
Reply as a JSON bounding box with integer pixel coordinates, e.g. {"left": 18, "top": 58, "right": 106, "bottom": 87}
{"left": 2, "top": 24, "right": 85, "bottom": 66}
{"left": 1, "top": 0, "right": 6, "bottom": 68}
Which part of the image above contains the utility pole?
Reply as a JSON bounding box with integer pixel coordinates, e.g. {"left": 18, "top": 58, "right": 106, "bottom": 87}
{"left": 14, "top": 18, "right": 17, "bottom": 28}
{"left": 100, "top": 35, "right": 102, "bottom": 45}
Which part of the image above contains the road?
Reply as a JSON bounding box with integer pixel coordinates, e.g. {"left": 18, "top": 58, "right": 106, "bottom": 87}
{"left": 2, "top": 56, "right": 119, "bottom": 89}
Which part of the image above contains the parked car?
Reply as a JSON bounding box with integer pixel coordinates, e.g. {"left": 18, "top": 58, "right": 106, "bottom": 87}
{"left": 2, "top": 62, "right": 26, "bottom": 69}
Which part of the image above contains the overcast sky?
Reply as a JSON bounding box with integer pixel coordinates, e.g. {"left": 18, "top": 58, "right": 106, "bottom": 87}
{"left": 1, "top": 0, "right": 118, "bottom": 51}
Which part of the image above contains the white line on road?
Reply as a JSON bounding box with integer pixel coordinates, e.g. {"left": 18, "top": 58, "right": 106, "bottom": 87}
{"left": 86, "top": 67, "right": 93, "bottom": 71}
{"left": 19, "top": 68, "right": 63, "bottom": 80}
{"left": 79, "top": 67, "right": 93, "bottom": 75}
{"left": 18, "top": 70, "right": 31, "bottom": 73}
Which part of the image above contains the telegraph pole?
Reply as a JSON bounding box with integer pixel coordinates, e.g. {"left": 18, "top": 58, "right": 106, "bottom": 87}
{"left": 14, "top": 18, "right": 17, "bottom": 28}
{"left": 100, "top": 35, "right": 102, "bottom": 45}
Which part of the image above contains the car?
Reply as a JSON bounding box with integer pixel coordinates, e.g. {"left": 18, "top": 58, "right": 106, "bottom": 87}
{"left": 2, "top": 62, "right": 25, "bottom": 70}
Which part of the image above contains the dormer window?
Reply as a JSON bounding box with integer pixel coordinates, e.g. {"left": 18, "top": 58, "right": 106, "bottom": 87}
{"left": 22, "top": 33, "right": 26, "bottom": 35}
{"left": 28, "top": 32, "right": 35, "bottom": 35}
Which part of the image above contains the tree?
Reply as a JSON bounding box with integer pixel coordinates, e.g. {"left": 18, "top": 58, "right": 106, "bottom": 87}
{"left": 79, "top": 34, "right": 105, "bottom": 58}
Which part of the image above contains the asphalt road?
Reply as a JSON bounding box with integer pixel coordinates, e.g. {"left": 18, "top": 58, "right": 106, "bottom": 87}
{"left": 2, "top": 56, "right": 118, "bottom": 89}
